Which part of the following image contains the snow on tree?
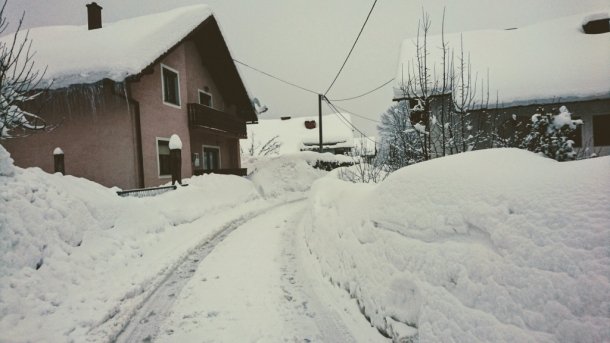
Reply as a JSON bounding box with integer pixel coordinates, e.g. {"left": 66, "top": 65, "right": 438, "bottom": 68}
{"left": 394, "top": 9, "right": 493, "bottom": 161}
{"left": 377, "top": 101, "right": 424, "bottom": 171}
{"left": 0, "top": 0, "right": 47, "bottom": 139}
{"left": 519, "top": 106, "right": 582, "bottom": 161}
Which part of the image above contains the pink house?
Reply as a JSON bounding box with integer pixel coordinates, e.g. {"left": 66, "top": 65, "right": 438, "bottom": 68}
{"left": 2, "top": 3, "right": 257, "bottom": 189}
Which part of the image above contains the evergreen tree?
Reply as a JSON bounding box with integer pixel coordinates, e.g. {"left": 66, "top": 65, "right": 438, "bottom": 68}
{"left": 519, "top": 106, "right": 581, "bottom": 161}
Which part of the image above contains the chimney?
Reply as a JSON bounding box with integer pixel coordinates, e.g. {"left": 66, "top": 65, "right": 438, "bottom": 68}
{"left": 86, "top": 2, "right": 103, "bottom": 30}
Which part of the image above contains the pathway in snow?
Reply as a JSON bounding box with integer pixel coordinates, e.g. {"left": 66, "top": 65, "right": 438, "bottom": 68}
{"left": 112, "top": 199, "right": 304, "bottom": 343}
{"left": 153, "top": 200, "right": 385, "bottom": 342}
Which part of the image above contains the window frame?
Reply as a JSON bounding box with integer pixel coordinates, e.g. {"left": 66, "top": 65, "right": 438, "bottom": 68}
{"left": 202, "top": 145, "right": 221, "bottom": 171}
{"left": 156, "top": 137, "right": 172, "bottom": 178}
{"left": 198, "top": 88, "right": 213, "bottom": 108}
{"left": 161, "top": 64, "right": 181, "bottom": 108}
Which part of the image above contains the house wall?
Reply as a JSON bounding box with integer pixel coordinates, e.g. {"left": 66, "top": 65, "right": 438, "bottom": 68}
{"left": 129, "top": 39, "right": 243, "bottom": 187}
{"left": 1, "top": 84, "right": 140, "bottom": 189}
{"left": 130, "top": 43, "right": 192, "bottom": 187}
{"left": 183, "top": 41, "right": 229, "bottom": 114}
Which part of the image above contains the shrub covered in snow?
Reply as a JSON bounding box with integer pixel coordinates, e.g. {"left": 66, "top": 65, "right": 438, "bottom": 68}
{"left": 302, "top": 148, "right": 610, "bottom": 342}
{"left": 519, "top": 106, "right": 582, "bottom": 161}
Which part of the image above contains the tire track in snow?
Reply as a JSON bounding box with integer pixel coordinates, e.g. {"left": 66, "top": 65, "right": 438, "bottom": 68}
{"left": 280, "top": 207, "right": 385, "bottom": 342}
{"left": 106, "top": 198, "right": 305, "bottom": 343}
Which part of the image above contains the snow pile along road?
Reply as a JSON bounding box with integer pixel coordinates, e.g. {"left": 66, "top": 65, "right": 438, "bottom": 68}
{"left": 302, "top": 148, "right": 610, "bottom": 342}
{"left": 0, "top": 145, "right": 267, "bottom": 342}
{"left": 245, "top": 152, "right": 349, "bottom": 198}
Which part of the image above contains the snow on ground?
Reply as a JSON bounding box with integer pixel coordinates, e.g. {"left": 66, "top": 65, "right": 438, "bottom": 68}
{"left": 0, "top": 145, "right": 273, "bottom": 342}
{"left": 302, "top": 148, "right": 610, "bottom": 342}
{"left": 3, "top": 142, "right": 609, "bottom": 342}
{"left": 244, "top": 151, "right": 351, "bottom": 198}
{"left": 155, "top": 200, "right": 384, "bottom": 342}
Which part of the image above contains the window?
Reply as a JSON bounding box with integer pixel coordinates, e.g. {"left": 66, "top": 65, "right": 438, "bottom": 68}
{"left": 203, "top": 146, "right": 220, "bottom": 170}
{"left": 157, "top": 139, "right": 171, "bottom": 177}
{"left": 198, "top": 89, "right": 213, "bottom": 107}
{"left": 568, "top": 115, "right": 582, "bottom": 148}
{"left": 593, "top": 114, "right": 610, "bottom": 146}
{"left": 161, "top": 65, "right": 180, "bottom": 107}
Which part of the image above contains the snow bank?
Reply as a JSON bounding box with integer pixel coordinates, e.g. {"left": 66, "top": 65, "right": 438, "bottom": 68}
{"left": 245, "top": 152, "right": 330, "bottom": 198}
{"left": 302, "top": 149, "right": 610, "bottom": 342}
{"left": 0, "top": 149, "right": 265, "bottom": 342}
{"left": 0, "top": 144, "right": 15, "bottom": 176}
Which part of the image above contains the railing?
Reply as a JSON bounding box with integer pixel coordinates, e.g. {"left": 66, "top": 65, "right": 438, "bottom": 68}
{"left": 116, "top": 185, "right": 177, "bottom": 197}
{"left": 193, "top": 168, "right": 248, "bottom": 176}
{"left": 187, "top": 103, "right": 247, "bottom": 138}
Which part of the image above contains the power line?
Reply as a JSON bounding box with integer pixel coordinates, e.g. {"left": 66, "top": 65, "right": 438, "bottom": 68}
{"left": 324, "top": 98, "right": 378, "bottom": 145}
{"left": 233, "top": 58, "right": 319, "bottom": 95}
{"left": 331, "top": 103, "right": 380, "bottom": 123}
{"left": 324, "top": 0, "right": 379, "bottom": 96}
{"left": 329, "top": 77, "right": 394, "bottom": 102}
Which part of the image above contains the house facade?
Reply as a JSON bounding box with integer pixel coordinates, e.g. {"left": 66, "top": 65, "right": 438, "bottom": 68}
{"left": 393, "top": 10, "right": 610, "bottom": 157}
{"left": 2, "top": 4, "right": 257, "bottom": 189}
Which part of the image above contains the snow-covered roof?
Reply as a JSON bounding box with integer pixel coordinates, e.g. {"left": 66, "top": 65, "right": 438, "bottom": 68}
{"left": 1, "top": 5, "right": 213, "bottom": 89}
{"left": 242, "top": 114, "right": 355, "bottom": 155}
{"left": 394, "top": 10, "right": 610, "bottom": 107}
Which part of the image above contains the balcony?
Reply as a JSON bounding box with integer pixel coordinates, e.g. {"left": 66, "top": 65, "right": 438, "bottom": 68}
{"left": 187, "top": 103, "right": 247, "bottom": 138}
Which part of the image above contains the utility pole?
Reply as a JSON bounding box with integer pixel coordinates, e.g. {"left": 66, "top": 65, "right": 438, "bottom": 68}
{"left": 318, "top": 94, "right": 323, "bottom": 153}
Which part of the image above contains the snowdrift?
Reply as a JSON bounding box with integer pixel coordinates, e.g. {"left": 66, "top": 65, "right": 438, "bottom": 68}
{"left": 245, "top": 152, "right": 350, "bottom": 198}
{"left": 302, "top": 148, "right": 610, "bottom": 342}
{"left": 0, "top": 145, "right": 264, "bottom": 341}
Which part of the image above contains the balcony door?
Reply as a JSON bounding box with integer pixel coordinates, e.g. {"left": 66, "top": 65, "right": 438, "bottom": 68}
{"left": 203, "top": 145, "right": 221, "bottom": 170}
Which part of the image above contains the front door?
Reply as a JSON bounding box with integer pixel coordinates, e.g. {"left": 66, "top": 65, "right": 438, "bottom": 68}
{"left": 203, "top": 146, "right": 220, "bottom": 170}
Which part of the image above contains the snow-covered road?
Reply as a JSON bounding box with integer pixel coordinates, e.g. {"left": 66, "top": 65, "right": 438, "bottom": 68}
{"left": 114, "top": 201, "right": 297, "bottom": 343}
{"left": 148, "top": 199, "right": 384, "bottom": 342}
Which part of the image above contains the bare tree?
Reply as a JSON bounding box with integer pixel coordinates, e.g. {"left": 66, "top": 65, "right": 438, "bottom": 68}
{"left": 338, "top": 135, "right": 388, "bottom": 183}
{"left": 377, "top": 101, "right": 423, "bottom": 171}
{"left": 241, "top": 133, "right": 281, "bottom": 157}
{"left": 0, "top": 0, "right": 47, "bottom": 138}
{"left": 395, "top": 9, "right": 492, "bottom": 161}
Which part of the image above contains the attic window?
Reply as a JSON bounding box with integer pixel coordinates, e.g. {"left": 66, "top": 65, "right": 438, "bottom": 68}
{"left": 161, "top": 64, "right": 180, "bottom": 107}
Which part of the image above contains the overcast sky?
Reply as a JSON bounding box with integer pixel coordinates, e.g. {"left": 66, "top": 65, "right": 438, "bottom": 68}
{"left": 6, "top": 0, "right": 608, "bottom": 135}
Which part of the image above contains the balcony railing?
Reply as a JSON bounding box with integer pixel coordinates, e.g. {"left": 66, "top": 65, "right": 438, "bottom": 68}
{"left": 187, "top": 103, "right": 247, "bottom": 138}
